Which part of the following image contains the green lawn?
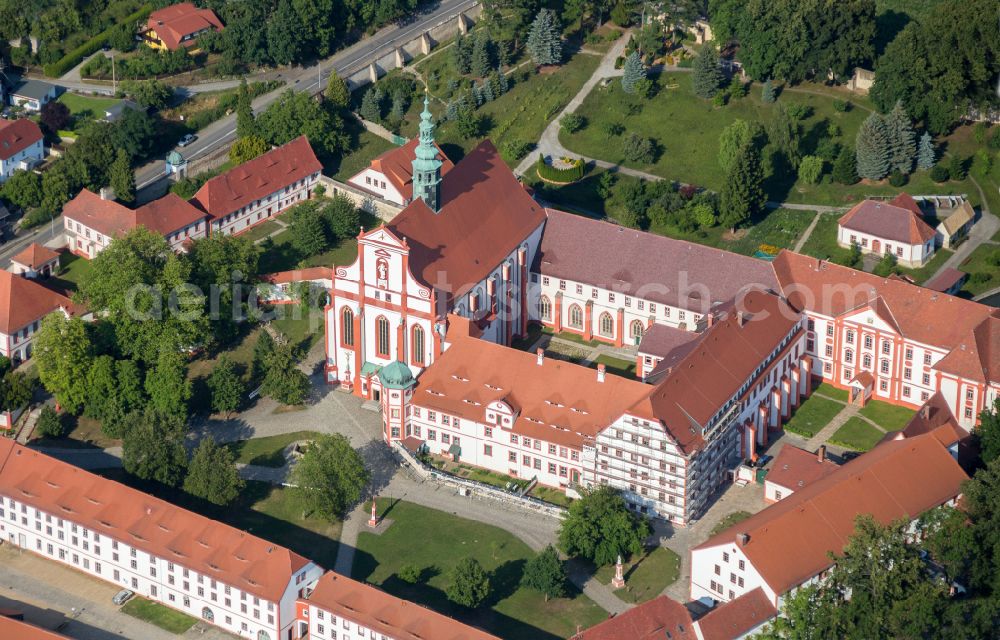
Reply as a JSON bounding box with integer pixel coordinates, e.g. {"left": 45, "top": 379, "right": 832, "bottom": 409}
{"left": 594, "top": 546, "right": 680, "bottom": 604}
{"left": 47, "top": 251, "right": 93, "bottom": 293}
{"left": 959, "top": 244, "right": 1000, "bottom": 297}
{"left": 353, "top": 499, "right": 606, "bottom": 639}
{"left": 784, "top": 395, "right": 845, "bottom": 438}
{"left": 121, "top": 597, "right": 197, "bottom": 634}
{"left": 942, "top": 124, "right": 1000, "bottom": 219}
{"left": 258, "top": 226, "right": 363, "bottom": 274}
{"left": 408, "top": 51, "right": 602, "bottom": 167}
{"left": 239, "top": 219, "right": 284, "bottom": 244}
{"left": 859, "top": 400, "right": 915, "bottom": 430}
{"left": 330, "top": 129, "right": 397, "bottom": 182}
{"left": 270, "top": 311, "right": 324, "bottom": 355}
{"left": 560, "top": 74, "right": 979, "bottom": 207}
{"left": 709, "top": 510, "right": 753, "bottom": 537}
{"left": 589, "top": 354, "right": 636, "bottom": 378}
{"left": 224, "top": 431, "right": 319, "bottom": 467}
{"left": 829, "top": 417, "right": 885, "bottom": 451}
{"left": 187, "top": 327, "right": 259, "bottom": 413}
{"left": 798, "top": 212, "right": 855, "bottom": 263}
{"left": 529, "top": 485, "right": 575, "bottom": 508}
{"left": 723, "top": 208, "right": 815, "bottom": 256}
{"left": 815, "top": 382, "right": 850, "bottom": 402}
{"left": 57, "top": 92, "right": 119, "bottom": 120}
{"left": 896, "top": 247, "right": 954, "bottom": 285}
{"left": 541, "top": 326, "right": 603, "bottom": 348}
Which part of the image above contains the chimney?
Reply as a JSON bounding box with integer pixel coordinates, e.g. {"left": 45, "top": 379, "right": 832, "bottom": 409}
{"left": 597, "top": 364, "right": 606, "bottom": 383}
{"left": 536, "top": 348, "right": 544, "bottom": 366}
{"left": 737, "top": 311, "right": 746, "bottom": 327}
{"left": 707, "top": 313, "right": 714, "bottom": 328}
{"left": 736, "top": 532, "right": 749, "bottom": 546}
{"left": 99, "top": 186, "right": 115, "bottom": 201}
{"left": 920, "top": 404, "right": 930, "bottom": 419}
{"left": 817, "top": 445, "right": 826, "bottom": 462}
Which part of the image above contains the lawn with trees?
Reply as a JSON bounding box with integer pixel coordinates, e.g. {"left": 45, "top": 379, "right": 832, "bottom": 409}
{"left": 782, "top": 394, "right": 845, "bottom": 439}
{"left": 353, "top": 498, "right": 606, "bottom": 639}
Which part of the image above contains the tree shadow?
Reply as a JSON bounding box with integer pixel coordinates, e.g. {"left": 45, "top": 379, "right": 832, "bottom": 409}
{"left": 875, "top": 10, "right": 910, "bottom": 57}
{"left": 762, "top": 149, "right": 797, "bottom": 203}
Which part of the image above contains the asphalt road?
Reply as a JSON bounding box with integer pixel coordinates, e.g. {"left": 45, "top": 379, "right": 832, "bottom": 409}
{"left": 134, "top": 0, "right": 478, "bottom": 194}
{"left": 0, "top": 215, "right": 64, "bottom": 268}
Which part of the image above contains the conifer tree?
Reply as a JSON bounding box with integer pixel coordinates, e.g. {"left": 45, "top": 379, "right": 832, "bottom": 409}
{"left": 886, "top": 100, "right": 916, "bottom": 174}
{"left": 855, "top": 113, "right": 891, "bottom": 181}
{"left": 498, "top": 68, "right": 509, "bottom": 93}
{"left": 692, "top": 44, "right": 724, "bottom": 99}
{"left": 324, "top": 70, "right": 351, "bottom": 109}
{"left": 720, "top": 142, "right": 765, "bottom": 229}
{"left": 360, "top": 87, "right": 381, "bottom": 122}
{"left": 761, "top": 78, "right": 776, "bottom": 103}
{"left": 833, "top": 145, "right": 859, "bottom": 184}
{"left": 109, "top": 148, "right": 135, "bottom": 204}
{"left": 389, "top": 92, "right": 406, "bottom": 121}
{"left": 917, "top": 132, "right": 935, "bottom": 170}
{"left": 526, "top": 9, "right": 562, "bottom": 66}
{"left": 451, "top": 34, "right": 471, "bottom": 74}
{"left": 471, "top": 33, "right": 492, "bottom": 77}
{"left": 236, "top": 77, "right": 255, "bottom": 139}
{"left": 621, "top": 51, "right": 646, "bottom": 94}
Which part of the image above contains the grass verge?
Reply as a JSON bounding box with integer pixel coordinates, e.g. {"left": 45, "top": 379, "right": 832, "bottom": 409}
{"left": 121, "top": 597, "right": 197, "bottom": 634}
{"left": 784, "top": 395, "right": 845, "bottom": 438}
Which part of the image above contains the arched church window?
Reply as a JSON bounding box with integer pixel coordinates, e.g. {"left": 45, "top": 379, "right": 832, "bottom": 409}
{"left": 341, "top": 308, "right": 354, "bottom": 347}
{"left": 201, "top": 607, "right": 214, "bottom": 622}
{"left": 412, "top": 326, "right": 425, "bottom": 365}
{"left": 568, "top": 304, "right": 583, "bottom": 329}
{"left": 539, "top": 296, "right": 552, "bottom": 321}
{"left": 257, "top": 632, "right": 271, "bottom": 640}
{"left": 599, "top": 312, "right": 614, "bottom": 338}
{"left": 630, "top": 320, "right": 645, "bottom": 340}
{"left": 376, "top": 316, "right": 391, "bottom": 357}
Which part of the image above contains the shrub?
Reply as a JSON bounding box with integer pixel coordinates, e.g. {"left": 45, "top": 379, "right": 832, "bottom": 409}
{"left": 888, "top": 170, "right": 908, "bottom": 187}
{"left": 502, "top": 139, "right": 533, "bottom": 161}
{"left": 929, "top": 164, "right": 950, "bottom": 183}
{"left": 560, "top": 113, "right": 586, "bottom": 134}
{"left": 536, "top": 155, "right": 585, "bottom": 183}
{"left": 35, "top": 405, "right": 66, "bottom": 439}
{"left": 989, "top": 129, "right": 1000, "bottom": 151}
{"left": 622, "top": 134, "right": 655, "bottom": 163}
{"left": 43, "top": 5, "right": 154, "bottom": 77}
{"left": 712, "top": 91, "right": 728, "bottom": 107}
{"left": 601, "top": 121, "right": 625, "bottom": 138}
{"left": 785, "top": 103, "right": 813, "bottom": 121}
{"left": 948, "top": 155, "right": 968, "bottom": 180}
{"left": 833, "top": 99, "right": 851, "bottom": 112}
{"left": 398, "top": 564, "right": 421, "bottom": 584}
{"left": 973, "top": 122, "right": 988, "bottom": 144}
{"left": 798, "top": 155, "right": 825, "bottom": 184}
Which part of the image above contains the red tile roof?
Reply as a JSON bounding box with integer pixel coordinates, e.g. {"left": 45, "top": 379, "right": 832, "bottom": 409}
{"left": 771, "top": 251, "right": 997, "bottom": 353}
{"left": 0, "top": 440, "right": 312, "bottom": 601}
{"left": 0, "top": 270, "right": 75, "bottom": 335}
{"left": 0, "top": 617, "right": 69, "bottom": 640}
{"left": 147, "top": 3, "right": 223, "bottom": 50}
{"left": 571, "top": 595, "right": 696, "bottom": 640}
{"left": 898, "top": 392, "right": 962, "bottom": 449}
{"left": 693, "top": 432, "right": 968, "bottom": 597}
{"left": 537, "top": 209, "right": 778, "bottom": 313}
{"left": 933, "top": 316, "right": 1000, "bottom": 384}
{"left": 923, "top": 267, "right": 966, "bottom": 292}
{"left": 387, "top": 140, "right": 545, "bottom": 294}
{"left": 0, "top": 118, "right": 43, "bottom": 161}
{"left": 414, "top": 332, "right": 653, "bottom": 449}
{"left": 364, "top": 138, "right": 454, "bottom": 200}
{"left": 11, "top": 243, "right": 59, "bottom": 270}
{"left": 63, "top": 189, "right": 206, "bottom": 239}
{"left": 837, "top": 197, "right": 936, "bottom": 245}
{"left": 636, "top": 323, "right": 700, "bottom": 360}
{"left": 304, "top": 572, "right": 500, "bottom": 640}
{"left": 695, "top": 588, "right": 777, "bottom": 640}
{"left": 261, "top": 267, "right": 334, "bottom": 285}
{"left": 629, "top": 291, "right": 802, "bottom": 454}
{"left": 765, "top": 445, "right": 839, "bottom": 492}
{"left": 191, "top": 136, "right": 321, "bottom": 219}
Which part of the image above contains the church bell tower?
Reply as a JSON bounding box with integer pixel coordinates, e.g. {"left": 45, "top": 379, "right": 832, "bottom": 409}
{"left": 411, "top": 91, "right": 443, "bottom": 212}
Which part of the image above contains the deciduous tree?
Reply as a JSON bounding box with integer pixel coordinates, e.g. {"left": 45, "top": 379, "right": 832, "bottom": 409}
{"left": 261, "top": 341, "right": 311, "bottom": 406}
{"left": 287, "top": 201, "right": 330, "bottom": 258}
{"left": 229, "top": 135, "right": 270, "bottom": 165}
{"left": 32, "top": 313, "right": 93, "bottom": 415}
{"left": 558, "top": 485, "right": 650, "bottom": 566}
{"left": 109, "top": 148, "right": 135, "bottom": 204}
{"left": 521, "top": 545, "right": 567, "bottom": 601}
{"left": 976, "top": 398, "right": 1000, "bottom": 465}
{"left": 324, "top": 71, "right": 351, "bottom": 108}
{"left": 446, "top": 557, "right": 491, "bottom": 608}
{"left": 122, "top": 408, "right": 188, "bottom": 487}
{"left": 184, "top": 437, "right": 244, "bottom": 505}
{"left": 208, "top": 356, "right": 243, "bottom": 418}
{"left": 718, "top": 119, "right": 764, "bottom": 174}
{"left": 34, "top": 405, "right": 65, "bottom": 438}
{"left": 145, "top": 348, "right": 192, "bottom": 423}
{"left": 290, "top": 433, "right": 369, "bottom": 520}
{"left": 39, "top": 100, "right": 71, "bottom": 133}
{"left": 236, "top": 78, "right": 256, "bottom": 139}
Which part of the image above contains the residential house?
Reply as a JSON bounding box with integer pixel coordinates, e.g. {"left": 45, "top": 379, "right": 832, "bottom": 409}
{"left": 0, "top": 118, "right": 44, "bottom": 181}
{"left": 762, "top": 444, "right": 838, "bottom": 503}
{"left": 8, "top": 80, "right": 58, "bottom": 112}
{"left": 143, "top": 3, "right": 224, "bottom": 51}
{"left": 0, "top": 269, "right": 75, "bottom": 364}
{"left": 346, "top": 137, "right": 453, "bottom": 206}
{"left": 9, "top": 243, "right": 59, "bottom": 279}
{"left": 689, "top": 431, "right": 967, "bottom": 609}
{"left": 190, "top": 136, "right": 321, "bottom": 238}
{"left": 0, "top": 439, "right": 324, "bottom": 640}
{"left": 63, "top": 189, "right": 208, "bottom": 258}
{"left": 937, "top": 200, "right": 976, "bottom": 249}
{"left": 837, "top": 193, "right": 937, "bottom": 267}
{"left": 570, "top": 594, "right": 696, "bottom": 640}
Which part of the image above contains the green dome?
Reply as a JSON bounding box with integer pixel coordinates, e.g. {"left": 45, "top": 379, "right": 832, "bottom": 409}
{"left": 378, "top": 361, "right": 415, "bottom": 390}
{"left": 167, "top": 150, "right": 185, "bottom": 166}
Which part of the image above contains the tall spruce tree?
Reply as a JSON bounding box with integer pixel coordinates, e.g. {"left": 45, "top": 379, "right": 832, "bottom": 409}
{"left": 833, "top": 145, "right": 859, "bottom": 184}
{"left": 451, "top": 34, "right": 472, "bottom": 74}
{"left": 855, "top": 113, "right": 891, "bottom": 181}
{"left": 109, "top": 148, "right": 135, "bottom": 204}
{"left": 917, "top": 132, "right": 936, "bottom": 170}
{"left": 526, "top": 9, "right": 562, "bottom": 66}
{"left": 692, "top": 44, "right": 724, "bottom": 99}
{"left": 720, "top": 142, "right": 765, "bottom": 229}
{"left": 761, "top": 78, "right": 776, "bottom": 103}
{"left": 360, "top": 87, "right": 381, "bottom": 122}
{"left": 471, "top": 33, "right": 493, "bottom": 77}
{"left": 886, "top": 100, "right": 916, "bottom": 174}
{"left": 236, "top": 77, "right": 255, "bottom": 139}
{"left": 621, "top": 51, "right": 646, "bottom": 94}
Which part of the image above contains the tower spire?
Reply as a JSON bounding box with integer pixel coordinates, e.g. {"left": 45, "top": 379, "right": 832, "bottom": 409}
{"left": 412, "top": 88, "right": 443, "bottom": 212}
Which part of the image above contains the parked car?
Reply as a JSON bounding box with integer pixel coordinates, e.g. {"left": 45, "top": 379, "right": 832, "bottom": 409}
{"left": 112, "top": 589, "right": 134, "bottom": 606}
{"left": 178, "top": 133, "right": 197, "bottom": 147}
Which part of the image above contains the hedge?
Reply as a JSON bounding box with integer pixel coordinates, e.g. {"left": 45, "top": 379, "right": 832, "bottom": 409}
{"left": 535, "top": 154, "right": 584, "bottom": 183}
{"left": 43, "top": 4, "right": 153, "bottom": 78}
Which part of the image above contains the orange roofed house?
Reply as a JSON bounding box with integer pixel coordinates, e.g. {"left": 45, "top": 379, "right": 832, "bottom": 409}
{"left": 837, "top": 193, "right": 937, "bottom": 267}
{"left": 144, "top": 2, "right": 223, "bottom": 51}
{"left": 689, "top": 431, "right": 967, "bottom": 609}
{"left": 62, "top": 189, "right": 207, "bottom": 258}
{"left": 346, "top": 136, "right": 453, "bottom": 206}
{"left": 9, "top": 243, "right": 59, "bottom": 279}
{"left": 190, "top": 136, "right": 322, "bottom": 237}
{"left": 0, "top": 269, "right": 76, "bottom": 366}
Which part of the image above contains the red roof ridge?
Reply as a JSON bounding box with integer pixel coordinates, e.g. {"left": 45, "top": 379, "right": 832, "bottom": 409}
{"left": 11, "top": 243, "right": 59, "bottom": 269}
{"left": 0, "top": 118, "right": 43, "bottom": 161}
{"left": 695, "top": 587, "right": 777, "bottom": 640}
